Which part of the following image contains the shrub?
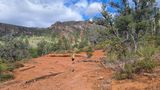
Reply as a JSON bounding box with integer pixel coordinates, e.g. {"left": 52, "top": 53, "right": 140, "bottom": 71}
{"left": 107, "top": 37, "right": 128, "bottom": 61}
{"left": 95, "top": 40, "right": 109, "bottom": 50}
{"left": 114, "top": 58, "right": 157, "bottom": 80}
{"left": 0, "top": 63, "right": 8, "bottom": 74}
{"left": 7, "top": 62, "right": 24, "bottom": 71}
{"left": 29, "top": 48, "right": 38, "bottom": 58}
{"left": 114, "top": 63, "right": 134, "bottom": 80}
{"left": 37, "top": 40, "right": 57, "bottom": 56}
{"left": 0, "top": 39, "right": 30, "bottom": 62}
{"left": 114, "top": 72, "right": 130, "bottom": 80}
{"left": 87, "top": 52, "right": 93, "bottom": 58}
{"left": 78, "top": 39, "right": 89, "bottom": 50}
{"left": 0, "top": 62, "right": 14, "bottom": 82}
{"left": 37, "top": 40, "right": 49, "bottom": 56}
{"left": 134, "top": 58, "right": 157, "bottom": 73}
{"left": 137, "top": 45, "right": 156, "bottom": 59}
{"left": 86, "top": 46, "right": 94, "bottom": 58}
{"left": 0, "top": 73, "right": 14, "bottom": 82}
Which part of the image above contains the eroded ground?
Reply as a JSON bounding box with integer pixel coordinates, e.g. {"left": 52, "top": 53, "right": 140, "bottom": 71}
{"left": 0, "top": 50, "right": 160, "bottom": 90}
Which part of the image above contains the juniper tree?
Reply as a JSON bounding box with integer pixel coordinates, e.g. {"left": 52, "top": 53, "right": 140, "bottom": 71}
{"left": 100, "top": 0, "right": 159, "bottom": 52}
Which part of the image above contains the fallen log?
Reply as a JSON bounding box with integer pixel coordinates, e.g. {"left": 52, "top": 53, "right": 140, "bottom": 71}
{"left": 19, "top": 66, "right": 36, "bottom": 72}
{"left": 143, "top": 73, "right": 158, "bottom": 78}
{"left": 80, "top": 60, "right": 100, "bottom": 63}
{"left": 48, "top": 54, "right": 84, "bottom": 57}
{"left": 48, "top": 54, "right": 70, "bottom": 57}
{"left": 25, "top": 72, "right": 62, "bottom": 84}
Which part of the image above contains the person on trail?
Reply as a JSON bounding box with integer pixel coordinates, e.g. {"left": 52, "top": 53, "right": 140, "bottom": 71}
{"left": 70, "top": 52, "right": 76, "bottom": 72}
{"left": 71, "top": 52, "right": 75, "bottom": 64}
{"left": 71, "top": 46, "right": 77, "bottom": 63}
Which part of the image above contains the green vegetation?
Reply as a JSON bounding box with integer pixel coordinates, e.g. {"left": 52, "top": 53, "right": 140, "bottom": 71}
{"left": 0, "top": 62, "right": 14, "bottom": 82}
{"left": 95, "top": 0, "right": 160, "bottom": 80}
{"left": 0, "top": 29, "right": 93, "bottom": 82}
{"left": 86, "top": 46, "right": 94, "bottom": 58}
{"left": 0, "top": 73, "right": 14, "bottom": 82}
{"left": 114, "top": 59, "right": 157, "bottom": 80}
{"left": 0, "top": 38, "right": 30, "bottom": 62}
{"left": 0, "top": 0, "right": 159, "bottom": 82}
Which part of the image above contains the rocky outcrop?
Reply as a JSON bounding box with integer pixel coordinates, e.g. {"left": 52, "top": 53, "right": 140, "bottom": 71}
{"left": 49, "top": 21, "right": 106, "bottom": 43}
{"left": 49, "top": 21, "right": 105, "bottom": 33}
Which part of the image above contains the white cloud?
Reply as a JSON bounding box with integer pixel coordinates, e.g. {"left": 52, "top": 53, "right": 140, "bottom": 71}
{"left": 70, "top": 1, "right": 102, "bottom": 17}
{"left": 0, "top": 0, "right": 83, "bottom": 27}
{"left": 0, "top": 0, "right": 158, "bottom": 27}
{"left": 75, "top": 0, "right": 88, "bottom": 8}
{"left": 85, "top": 2, "right": 102, "bottom": 16}
{"left": 0, "top": 0, "right": 103, "bottom": 27}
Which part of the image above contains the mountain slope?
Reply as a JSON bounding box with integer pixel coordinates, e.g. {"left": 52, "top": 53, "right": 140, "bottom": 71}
{"left": 0, "top": 21, "right": 106, "bottom": 43}
{"left": 49, "top": 21, "right": 106, "bottom": 43}
{"left": 0, "top": 23, "right": 47, "bottom": 36}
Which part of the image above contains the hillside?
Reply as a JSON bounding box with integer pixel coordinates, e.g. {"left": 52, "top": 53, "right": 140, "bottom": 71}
{"left": 0, "top": 21, "right": 106, "bottom": 37}
{"left": 49, "top": 21, "right": 105, "bottom": 33}
{"left": 0, "top": 23, "right": 47, "bottom": 36}
{"left": 49, "top": 21, "right": 106, "bottom": 43}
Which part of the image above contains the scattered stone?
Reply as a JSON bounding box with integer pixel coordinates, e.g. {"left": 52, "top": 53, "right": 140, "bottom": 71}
{"left": 98, "top": 76, "right": 104, "bottom": 80}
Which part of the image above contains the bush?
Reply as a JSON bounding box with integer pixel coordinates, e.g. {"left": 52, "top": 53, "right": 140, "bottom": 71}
{"left": 95, "top": 40, "right": 109, "bottom": 50}
{"left": 0, "top": 63, "right": 8, "bottom": 74}
{"left": 114, "top": 63, "right": 134, "bottom": 80}
{"left": 107, "top": 37, "right": 128, "bottom": 61}
{"left": 78, "top": 39, "right": 89, "bottom": 50}
{"left": 134, "top": 45, "right": 157, "bottom": 73}
{"left": 87, "top": 52, "right": 93, "bottom": 58}
{"left": 0, "top": 39, "right": 30, "bottom": 62}
{"left": 36, "top": 37, "right": 74, "bottom": 56}
{"left": 134, "top": 58, "right": 157, "bottom": 73}
{"left": 114, "top": 72, "right": 131, "bottom": 80}
{"left": 0, "top": 73, "right": 14, "bottom": 82}
{"left": 86, "top": 46, "right": 93, "bottom": 58}
{"left": 37, "top": 40, "right": 55, "bottom": 56}
{"left": 29, "top": 48, "right": 38, "bottom": 58}
{"left": 114, "top": 58, "right": 157, "bottom": 80}
{"left": 7, "top": 62, "right": 24, "bottom": 71}
{"left": 0, "top": 63, "right": 14, "bottom": 82}
{"left": 137, "top": 45, "right": 156, "bottom": 59}
{"left": 37, "top": 40, "right": 48, "bottom": 56}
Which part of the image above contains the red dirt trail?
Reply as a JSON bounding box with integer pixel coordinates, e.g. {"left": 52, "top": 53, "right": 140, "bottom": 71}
{"left": 0, "top": 50, "right": 160, "bottom": 90}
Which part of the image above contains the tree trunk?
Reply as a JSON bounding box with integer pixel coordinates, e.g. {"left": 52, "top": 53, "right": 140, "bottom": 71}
{"left": 133, "top": 32, "right": 138, "bottom": 52}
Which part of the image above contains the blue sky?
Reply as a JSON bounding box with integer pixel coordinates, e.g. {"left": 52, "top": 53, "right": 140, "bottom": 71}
{"left": 0, "top": 0, "right": 105, "bottom": 27}
{"left": 0, "top": 0, "right": 159, "bottom": 27}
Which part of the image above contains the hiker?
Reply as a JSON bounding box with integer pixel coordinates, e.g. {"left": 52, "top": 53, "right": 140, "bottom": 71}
{"left": 71, "top": 52, "right": 75, "bottom": 64}
{"left": 70, "top": 52, "right": 76, "bottom": 72}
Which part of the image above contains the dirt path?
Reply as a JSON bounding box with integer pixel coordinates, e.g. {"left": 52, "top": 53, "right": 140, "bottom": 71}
{"left": 0, "top": 50, "right": 113, "bottom": 90}
{"left": 0, "top": 50, "right": 160, "bottom": 90}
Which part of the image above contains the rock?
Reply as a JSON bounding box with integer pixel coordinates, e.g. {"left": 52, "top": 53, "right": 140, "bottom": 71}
{"left": 98, "top": 76, "right": 104, "bottom": 80}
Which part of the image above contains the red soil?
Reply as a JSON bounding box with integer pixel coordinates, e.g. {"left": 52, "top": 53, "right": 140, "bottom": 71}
{"left": 0, "top": 50, "right": 160, "bottom": 90}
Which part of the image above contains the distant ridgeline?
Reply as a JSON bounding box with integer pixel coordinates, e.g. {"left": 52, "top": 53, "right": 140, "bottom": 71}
{"left": 0, "top": 23, "right": 48, "bottom": 36}
{"left": 0, "top": 21, "right": 106, "bottom": 43}
{"left": 49, "top": 21, "right": 106, "bottom": 43}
